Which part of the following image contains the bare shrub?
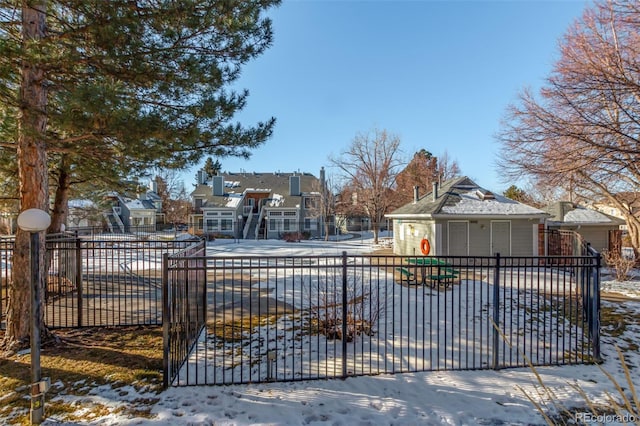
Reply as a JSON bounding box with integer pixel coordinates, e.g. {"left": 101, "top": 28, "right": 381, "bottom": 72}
{"left": 304, "top": 274, "right": 383, "bottom": 342}
{"left": 282, "top": 232, "right": 302, "bottom": 242}
{"left": 602, "top": 249, "right": 636, "bottom": 282}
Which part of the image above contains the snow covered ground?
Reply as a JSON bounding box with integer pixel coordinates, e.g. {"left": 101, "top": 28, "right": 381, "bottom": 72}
{"left": 34, "top": 233, "right": 640, "bottom": 424}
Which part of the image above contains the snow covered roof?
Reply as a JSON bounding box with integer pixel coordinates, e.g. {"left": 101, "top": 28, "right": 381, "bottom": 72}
{"left": 387, "top": 176, "right": 548, "bottom": 219}
{"left": 565, "top": 208, "right": 614, "bottom": 223}
{"left": 441, "top": 189, "right": 545, "bottom": 215}
{"left": 68, "top": 199, "right": 96, "bottom": 209}
{"left": 544, "top": 202, "right": 625, "bottom": 226}
{"left": 268, "top": 193, "right": 285, "bottom": 207}
{"left": 224, "top": 193, "right": 242, "bottom": 208}
{"left": 124, "top": 198, "right": 156, "bottom": 210}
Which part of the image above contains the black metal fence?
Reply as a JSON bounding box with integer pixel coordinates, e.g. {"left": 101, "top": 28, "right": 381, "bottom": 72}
{"left": 163, "top": 251, "right": 601, "bottom": 387}
{"left": 1, "top": 235, "right": 202, "bottom": 329}
{"left": 0, "top": 236, "right": 13, "bottom": 323}
{"left": 162, "top": 240, "right": 207, "bottom": 388}
{"left": 1, "top": 233, "right": 602, "bottom": 389}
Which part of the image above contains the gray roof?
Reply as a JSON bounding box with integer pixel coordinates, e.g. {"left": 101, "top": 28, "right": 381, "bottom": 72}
{"left": 191, "top": 171, "right": 320, "bottom": 209}
{"left": 123, "top": 197, "right": 156, "bottom": 211}
{"left": 386, "top": 176, "right": 549, "bottom": 219}
{"left": 544, "top": 202, "right": 625, "bottom": 226}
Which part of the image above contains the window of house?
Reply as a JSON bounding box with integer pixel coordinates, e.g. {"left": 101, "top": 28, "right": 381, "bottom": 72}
{"left": 304, "top": 218, "right": 317, "bottom": 230}
{"left": 221, "top": 218, "right": 233, "bottom": 231}
{"left": 304, "top": 197, "right": 318, "bottom": 210}
{"left": 206, "top": 219, "right": 218, "bottom": 230}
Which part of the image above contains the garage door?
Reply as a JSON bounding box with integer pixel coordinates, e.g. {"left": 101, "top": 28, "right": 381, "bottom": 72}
{"left": 448, "top": 221, "right": 469, "bottom": 255}
{"left": 491, "top": 221, "right": 511, "bottom": 256}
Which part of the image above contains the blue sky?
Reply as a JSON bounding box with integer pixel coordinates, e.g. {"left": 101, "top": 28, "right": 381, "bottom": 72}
{"left": 184, "top": 0, "right": 590, "bottom": 194}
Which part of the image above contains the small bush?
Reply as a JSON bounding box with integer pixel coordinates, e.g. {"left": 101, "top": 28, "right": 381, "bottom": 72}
{"left": 282, "top": 232, "right": 302, "bottom": 242}
{"left": 303, "top": 276, "right": 383, "bottom": 342}
{"left": 602, "top": 249, "right": 636, "bottom": 282}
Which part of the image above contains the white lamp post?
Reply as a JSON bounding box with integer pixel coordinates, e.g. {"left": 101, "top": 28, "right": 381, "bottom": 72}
{"left": 17, "top": 208, "right": 51, "bottom": 425}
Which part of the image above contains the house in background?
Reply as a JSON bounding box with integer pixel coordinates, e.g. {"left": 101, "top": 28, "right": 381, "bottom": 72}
{"left": 591, "top": 192, "right": 640, "bottom": 236}
{"left": 0, "top": 203, "right": 18, "bottom": 235}
{"left": 543, "top": 201, "right": 624, "bottom": 254}
{"left": 100, "top": 181, "right": 163, "bottom": 232}
{"left": 67, "top": 199, "right": 103, "bottom": 228}
{"left": 385, "top": 176, "right": 549, "bottom": 257}
{"left": 190, "top": 169, "right": 326, "bottom": 240}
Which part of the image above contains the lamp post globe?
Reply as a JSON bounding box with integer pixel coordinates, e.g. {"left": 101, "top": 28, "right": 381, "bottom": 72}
{"left": 17, "top": 208, "right": 51, "bottom": 232}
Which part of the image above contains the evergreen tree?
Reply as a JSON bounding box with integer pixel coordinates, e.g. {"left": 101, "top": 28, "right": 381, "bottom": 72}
{"left": 203, "top": 157, "right": 223, "bottom": 180}
{"left": 0, "top": 0, "right": 280, "bottom": 350}
{"left": 503, "top": 185, "right": 529, "bottom": 204}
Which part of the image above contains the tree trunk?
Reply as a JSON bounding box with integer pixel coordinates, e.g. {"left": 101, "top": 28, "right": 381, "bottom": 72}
{"left": 49, "top": 159, "right": 71, "bottom": 234}
{"left": 626, "top": 215, "right": 640, "bottom": 262}
{"left": 372, "top": 220, "right": 379, "bottom": 244}
{"left": 2, "top": 1, "right": 49, "bottom": 351}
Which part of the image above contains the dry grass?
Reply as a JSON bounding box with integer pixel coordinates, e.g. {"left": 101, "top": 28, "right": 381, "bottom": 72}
{"left": 209, "top": 314, "right": 278, "bottom": 342}
{"left": 515, "top": 302, "right": 640, "bottom": 425}
{"left": 0, "top": 326, "right": 163, "bottom": 425}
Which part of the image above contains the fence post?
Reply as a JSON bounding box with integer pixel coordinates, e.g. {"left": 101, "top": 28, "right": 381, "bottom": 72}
{"left": 341, "top": 250, "right": 348, "bottom": 379}
{"left": 200, "top": 241, "right": 207, "bottom": 329}
{"left": 162, "top": 253, "right": 170, "bottom": 389}
{"left": 590, "top": 251, "right": 602, "bottom": 363}
{"left": 75, "top": 238, "right": 83, "bottom": 327}
{"left": 492, "top": 253, "right": 501, "bottom": 370}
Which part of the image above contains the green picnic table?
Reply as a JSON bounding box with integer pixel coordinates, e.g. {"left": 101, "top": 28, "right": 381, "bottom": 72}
{"left": 404, "top": 257, "right": 459, "bottom": 287}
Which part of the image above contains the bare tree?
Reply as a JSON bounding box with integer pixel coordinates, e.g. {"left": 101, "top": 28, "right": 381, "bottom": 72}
{"left": 437, "top": 150, "right": 461, "bottom": 181}
{"left": 153, "top": 171, "right": 191, "bottom": 231}
{"left": 308, "top": 167, "right": 337, "bottom": 241}
{"left": 497, "top": 0, "right": 640, "bottom": 258}
{"left": 330, "top": 128, "right": 404, "bottom": 244}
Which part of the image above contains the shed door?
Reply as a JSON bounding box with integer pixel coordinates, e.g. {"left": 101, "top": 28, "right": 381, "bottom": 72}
{"left": 448, "top": 221, "right": 469, "bottom": 256}
{"left": 491, "top": 220, "right": 511, "bottom": 256}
